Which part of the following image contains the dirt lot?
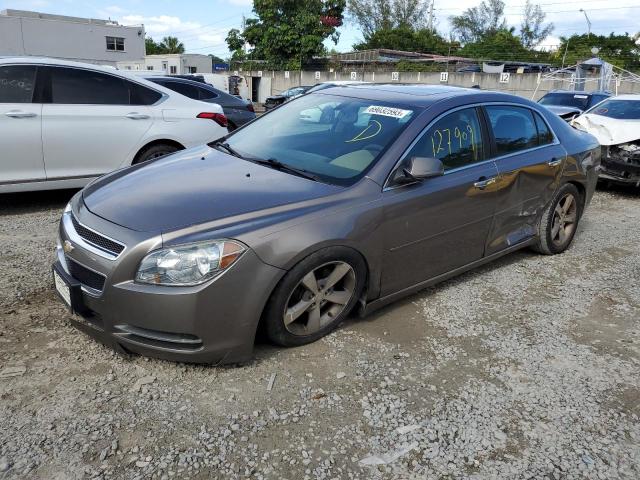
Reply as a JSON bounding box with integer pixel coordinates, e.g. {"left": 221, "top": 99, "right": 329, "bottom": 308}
{"left": 0, "top": 187, "right": 639, "bottom": 480}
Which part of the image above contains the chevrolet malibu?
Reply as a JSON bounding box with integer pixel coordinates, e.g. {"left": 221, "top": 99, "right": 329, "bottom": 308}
{"left": 53, "top": 85, "right": 600, "bottom": 364}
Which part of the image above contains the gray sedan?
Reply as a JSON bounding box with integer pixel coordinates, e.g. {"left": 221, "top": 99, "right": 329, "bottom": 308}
{"left": 52, "top": 84, "right": 600, "bottom": 364}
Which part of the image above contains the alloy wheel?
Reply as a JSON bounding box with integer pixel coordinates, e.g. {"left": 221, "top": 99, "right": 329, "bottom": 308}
{"left": 551, "top": 192, "right": 577, "bottom": 247}
{"left": 283, "top": 261, "right": 356, "bottom": 336}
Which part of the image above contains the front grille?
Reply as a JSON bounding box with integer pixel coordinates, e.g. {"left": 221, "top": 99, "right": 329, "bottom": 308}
{"left": 71, "top": 215, "right": 124, "bottom": 256}
{"left": 66, "top": 257, "right": 106, "bottom": 291}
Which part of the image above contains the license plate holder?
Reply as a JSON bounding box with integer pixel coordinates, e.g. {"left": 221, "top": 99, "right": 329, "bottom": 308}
{"left": 52, "top": 263, "right": 85, "bottom": 314}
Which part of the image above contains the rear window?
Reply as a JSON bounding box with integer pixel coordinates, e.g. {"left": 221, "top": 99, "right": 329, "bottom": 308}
{"left": 0, "top": 65, "right": 37, "bottom": 103}
{"left": 198, "top": 87, "right": 218, "bottom": 100}
{"left": 539, "top": 93, "right": 590, "bottom": 110}
{"left": 587, "top": 99, "right": 640, "bottom": 120}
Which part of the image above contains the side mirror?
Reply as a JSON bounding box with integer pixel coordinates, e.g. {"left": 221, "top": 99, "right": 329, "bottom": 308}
{"left": 398, "top": 156, "right": 444, "bottom": 184}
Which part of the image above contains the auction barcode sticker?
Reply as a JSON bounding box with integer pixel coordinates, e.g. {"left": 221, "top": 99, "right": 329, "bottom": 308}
{"left": 364, "top": 105, "right": 412, "bottom": 119}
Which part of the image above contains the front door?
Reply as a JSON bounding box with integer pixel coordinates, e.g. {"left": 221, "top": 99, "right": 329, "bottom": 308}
{"left": 380, "top": 107, "right": 499, "bottom": 296}
{"left": 0, "top": 64, "right": 45, "bottom": 184}
{"left": 41, "top": 66, "right": 152, "bottom": 180}
{"left": 483, "top": 105, "right": 565, "bottom": 255}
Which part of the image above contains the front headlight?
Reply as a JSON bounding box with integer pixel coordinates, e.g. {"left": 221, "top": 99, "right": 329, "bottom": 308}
{"left": 135, "top": 240, "right": 245, "bottom": 286}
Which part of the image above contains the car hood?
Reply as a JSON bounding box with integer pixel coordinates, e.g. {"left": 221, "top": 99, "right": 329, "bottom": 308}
{"left": 543, "top": 105, "right": 583, "bottom": 117}
{"left": 82, "top": 146, "right": 341, "bottom": 232}
{"left": 571, "top": 114, "right": 640, "bottom": 146}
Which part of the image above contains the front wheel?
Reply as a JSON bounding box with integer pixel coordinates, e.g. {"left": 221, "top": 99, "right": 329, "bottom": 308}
{"left": 263, "top": 247, "right": 366, "bottom": 347}
{"left": 533, "top": 183, "right": 583, "bottom": 255}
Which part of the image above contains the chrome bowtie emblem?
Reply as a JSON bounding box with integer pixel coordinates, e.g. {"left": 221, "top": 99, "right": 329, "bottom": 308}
{"left": 63, "top": 240, "right": 75, "bottom": 253}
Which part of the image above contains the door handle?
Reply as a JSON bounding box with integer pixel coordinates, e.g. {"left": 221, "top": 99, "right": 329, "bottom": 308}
{"left": 547, "top": 158, "right": 562, "bottom": 167}
{"left": 473, "top": 177, "right": 497, "bottom": 189}
{"left": 125, "top": 112, "right": 150, "bottom": 120}
{"left": 5, "top": 111, "right": 37, "bottom": 118}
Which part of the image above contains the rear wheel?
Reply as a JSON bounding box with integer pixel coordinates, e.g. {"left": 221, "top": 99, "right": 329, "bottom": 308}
{"left": 134, "top": 143, "right": 180, "bottom": 164}
{"left": 533, "top": 183, "right": 583, "bottom": 255}
{"left": 264, "top": 247, "right": 366, "bottom": 347}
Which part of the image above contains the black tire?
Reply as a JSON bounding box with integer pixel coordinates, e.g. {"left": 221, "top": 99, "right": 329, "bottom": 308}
{"left": 133, "top": 144, "right": 180, "bottom": 164}
{"left": 532, "top": 183, "right": 583, "bottom": 255}
{"left": 263, "top": 247, "right": 366, "bottom": 347}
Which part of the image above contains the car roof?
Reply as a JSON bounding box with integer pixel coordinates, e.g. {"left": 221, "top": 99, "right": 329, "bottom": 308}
{"left": 313, "top": 83, "right": 526, "bottom": 108}
{"left": 546, "top": 90, "right": 611, "bottom": 95}
{"left": 0, "top": 56, "right": 183, "bottom": 97}
{"left": 145, "top": 75, "right": 216, "bottom": 89}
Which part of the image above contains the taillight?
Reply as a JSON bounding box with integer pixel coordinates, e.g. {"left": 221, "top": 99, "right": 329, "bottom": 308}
{"left": 197, "top": 112, "right": 228, "bottom": 128}
{"left": 246, "top": 103, "right": 255, "bottom": 113}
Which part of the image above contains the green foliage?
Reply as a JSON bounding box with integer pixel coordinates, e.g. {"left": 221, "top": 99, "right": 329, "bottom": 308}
{"left": 145, "top": 37, "right": 162, "bottom": 55}
{"left": 145, "top": 36, "right": 185, "bottom": 55}
{"left": 159, "top": 36, "right": 185, "bottom": 54}
{"left": 450, "top": 0, "right": 507, "bottom": 44}
{"left": 459, "top": 28, "right": 552, "bottom": 63}
{"left": 347, "top": 0, "right": 431, "bottom": 38}
{"left": 353, "top": 26, "right": 451, "bottom": 55}
{"left": 520, "top": 0, "right": 553, "bottom": 49}
{"left": 554, "top": 33, "right": 640, "bottom": 71}
{"left": 226, "top": 0, "right": 346, "bottom": 70}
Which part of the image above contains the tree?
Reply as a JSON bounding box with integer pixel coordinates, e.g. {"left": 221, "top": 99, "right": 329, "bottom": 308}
{"left": 555, "top": 33, "right": 640, "bottom": 71}
{"left": 159, "top": 36, "right": 185, "bottom": 54}
{"left": 450, "top": 0, "right": 507, "bottom": 44}
{"left": 348, "top": 0, "right": 431, "bottom": 39}
{"left": 354, "top": 25, "right": 450, "bottom": 54}
{"left": 225, "top": 0, "right": 346, "bottom": 70}
{"left": 145, "top": 37, "right": 162, "bottom": 55}
{"left": 459, "top": 28, "right": 535, "bottom": 61}
{"left": 520, "top": 0, "right": 553, "bottom": 48}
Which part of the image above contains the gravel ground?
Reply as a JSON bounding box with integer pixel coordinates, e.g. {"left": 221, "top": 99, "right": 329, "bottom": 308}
{"left": 0, "top": 187, "right": 639, "bottom": 479}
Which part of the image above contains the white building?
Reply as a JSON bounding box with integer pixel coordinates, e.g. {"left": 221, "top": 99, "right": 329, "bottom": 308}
{"left": 0, "top": 9, "right": 145, "bottom": 66}
{"left": 117, "top": 54, "right": 212, "bottom": 74}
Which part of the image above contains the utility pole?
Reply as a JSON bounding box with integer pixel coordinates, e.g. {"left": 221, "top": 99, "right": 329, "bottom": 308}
{"left": 579, "top": 9, "right": 592, "bottom": 37}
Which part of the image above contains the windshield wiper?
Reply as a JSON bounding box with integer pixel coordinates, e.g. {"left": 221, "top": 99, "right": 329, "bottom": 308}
{"left": 210, "top": 139, "right": 245, "bottom": 159}
{"left": 253, "top": 158, "right": 320, "bottom": 182}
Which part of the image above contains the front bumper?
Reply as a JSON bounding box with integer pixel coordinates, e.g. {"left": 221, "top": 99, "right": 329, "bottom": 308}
{"left": 55, "top": 202, "right": 284, "bottom": 364}
{"left": 599, "top": 146, "right": 640, "bottom": 186}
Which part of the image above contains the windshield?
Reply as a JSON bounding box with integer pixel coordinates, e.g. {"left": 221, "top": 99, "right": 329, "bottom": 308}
{"left": 586, "top": 99, "right": 640, "bottom": 120}
{"left": 539, "top": 93, "right": 590, "bottom": 109}
{"left": 223, "top": 93, "right": 418, "bottom": 186}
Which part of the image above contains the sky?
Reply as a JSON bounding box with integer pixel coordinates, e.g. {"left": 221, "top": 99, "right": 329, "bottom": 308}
{"left": 1, "top": 0, "right": 639, "bottom": 59}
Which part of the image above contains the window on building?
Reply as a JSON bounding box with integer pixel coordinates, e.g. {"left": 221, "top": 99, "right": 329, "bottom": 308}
{"left": 106, "top": 36, "right": 125, "bottom": 52}
{"left": 0, "top": 65, "right": 37, "bottom": 103}
{"left": 147, "top": 66, "right": 154, "bottom": 71}
{"left": 170, "top": 66, "right": 177, "bottom": 74}
{"left": 188, "top": 66, "right": 198, "bottom": 73}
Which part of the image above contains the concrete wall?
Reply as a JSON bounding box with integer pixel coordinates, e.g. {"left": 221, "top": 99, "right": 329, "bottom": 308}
{"left": 244, "top": 69, "right": 640, "bottom": 102}
{"left": 0, "top": 12, "right": 144, "bottom": 66}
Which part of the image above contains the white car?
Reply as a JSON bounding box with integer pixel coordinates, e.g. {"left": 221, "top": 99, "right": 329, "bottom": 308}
{"left": 0, "top": 58, "right": 228, "bottom": 193}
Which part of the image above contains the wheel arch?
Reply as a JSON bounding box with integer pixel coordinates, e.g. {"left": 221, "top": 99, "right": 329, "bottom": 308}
{"left": 132, "top": 139, "right": 186, "bottom": 165}
{"left": 253, "top": 242, "right": 372, "bottom": 343}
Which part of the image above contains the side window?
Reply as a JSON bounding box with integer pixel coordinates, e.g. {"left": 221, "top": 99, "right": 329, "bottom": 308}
{"left": 486, "top": 106, "right": 538, "bottom": 156}
{"left": 129, "top": 82, "right": 162, "bottom": 105}
{"left": 163, "top": 81, "right": 199, "bottom": 99}
{"left": 0, "top": 65, "right": 37, "bottom": 103}
{"left": 405, "top": 107, "right": 484, "bottom": 171}
{"left": 51, "top": 68, "right": 129, "bottom": 105}
{"left": 198, "top": 87, "right": 218, "bottom": 100}
{"left": 533, "top": 112, "right": 554, "bottom": 146}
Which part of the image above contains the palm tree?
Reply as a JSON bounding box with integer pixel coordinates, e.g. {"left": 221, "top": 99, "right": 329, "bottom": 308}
{"left": 159, "top": 36, "right": 185, "bottom": 54}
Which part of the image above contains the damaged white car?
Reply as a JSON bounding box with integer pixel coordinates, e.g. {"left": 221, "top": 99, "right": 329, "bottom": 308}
{"left": 572, "top": 95, "right": 640, "bottom": 186}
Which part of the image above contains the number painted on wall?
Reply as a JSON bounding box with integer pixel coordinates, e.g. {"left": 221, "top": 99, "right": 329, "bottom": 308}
{"left": 350, "top": 72, "right": 357, "bottom": 80}
{"left": 499, "top": 72, "right": 510, "bottom": 83}
{"left": 315, "top": 71, "right": 321, "bottom": 80}
{"left": 284, "top": 71, "right": 290, "bottom": 79}
{"left": 440, "top": 72, "right": 449, "bottom": 82}
{"left": 391, "top": 72, "right": 399, "bottom": 81}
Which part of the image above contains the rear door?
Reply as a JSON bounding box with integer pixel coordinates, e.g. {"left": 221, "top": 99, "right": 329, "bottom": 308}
{"left": 0, "top": 64, "right": 45, "bottom": 184}
{"left": 380, "top": 106, "right": 499, "bottom": 295}
{"left": 483, "top": 105, "right": 565, "bottom": 255}
{"left": 41, "top": 67, "right": 155, "bottom": 180}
